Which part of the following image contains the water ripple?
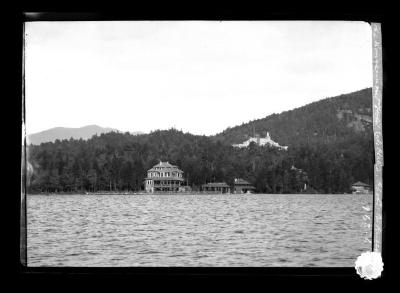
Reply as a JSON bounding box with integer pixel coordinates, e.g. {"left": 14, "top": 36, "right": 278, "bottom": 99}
{"left": 27, "top": 193, "right": 373, "bottom": 267}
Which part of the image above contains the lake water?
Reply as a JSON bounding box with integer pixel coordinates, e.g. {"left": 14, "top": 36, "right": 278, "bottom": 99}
{"left": 27, "top": 193, "right": 373, "bottom": 267}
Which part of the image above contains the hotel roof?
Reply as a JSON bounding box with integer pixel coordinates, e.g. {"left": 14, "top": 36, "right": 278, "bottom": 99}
{"left": 156, "top": 161, "right": 174, "bottom": 168}
{"left": 148, "top": 161, "right": 183, "bottom": 172}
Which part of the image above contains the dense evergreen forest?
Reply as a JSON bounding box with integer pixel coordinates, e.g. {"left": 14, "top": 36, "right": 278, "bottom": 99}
{"left": 214, "top": 88, "right": 373, "bottom": 147}
{"left": 26, "top": 88, "right": 374, "bottom": 194}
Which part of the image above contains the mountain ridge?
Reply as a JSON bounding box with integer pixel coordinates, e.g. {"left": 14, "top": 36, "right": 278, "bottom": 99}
{"left": 27, "top": 125, "right": 143, "bottom": 145}
{"left": 26, "top": 88, "right": 374, "bottom": 194}
{"left": 213, "top": 88, "right": 373, "bottom": 148}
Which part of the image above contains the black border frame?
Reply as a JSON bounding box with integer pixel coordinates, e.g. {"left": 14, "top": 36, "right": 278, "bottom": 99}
{"left": 11, "top": 8, "right": 394, "bottom": 285}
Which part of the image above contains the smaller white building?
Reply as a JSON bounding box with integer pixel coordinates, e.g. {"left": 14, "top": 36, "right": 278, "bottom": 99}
{"left": 351, "top": 181, "right": 372, "bottom": 194}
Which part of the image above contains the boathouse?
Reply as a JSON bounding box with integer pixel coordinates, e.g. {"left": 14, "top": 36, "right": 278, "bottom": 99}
{"left": 233, "top": 178, "right": 255, "bottom": 194}
{"left": 144, "top": 161, "right": 184, "bottom": 192}
{"left": 351, "top": 181, "right": 372, "bottom": 194}
{"left": 202, "top": 182, "right": 231, "bottom": 193}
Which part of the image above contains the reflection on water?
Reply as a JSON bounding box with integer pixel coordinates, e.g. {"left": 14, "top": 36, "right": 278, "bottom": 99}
{"left": 27, "top": 193, "right": 372, "bottom": 267}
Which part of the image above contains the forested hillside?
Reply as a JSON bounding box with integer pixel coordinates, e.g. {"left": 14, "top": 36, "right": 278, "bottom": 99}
{"left": 214, "top": 88, "right": 373, "bottom": 147}
{"left": 26, "top": 88, "right": 374, "bottom": 194}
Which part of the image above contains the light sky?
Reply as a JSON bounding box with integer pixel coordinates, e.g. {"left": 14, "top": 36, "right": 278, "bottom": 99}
{"left": 25, "top": 21, "right": 372, "bottom": 136}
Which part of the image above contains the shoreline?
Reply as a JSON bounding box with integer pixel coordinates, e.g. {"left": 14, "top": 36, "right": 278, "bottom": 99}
{"left": 25, "top": 191, "right": 367, "bottom": 196}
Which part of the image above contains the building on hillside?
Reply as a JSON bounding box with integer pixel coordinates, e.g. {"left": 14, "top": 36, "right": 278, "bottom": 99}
{"left": 232, "top": 132, "right": 288, "bottom": 150}
{"left": 144, "top": 161, "right": 184, "bottom": 192}
{"left": 351, "top": 181, "right": 372, "bottom": 194}
{"left": 233, "top": 178, "right": 256, "bottom": 194}
{"left": 202, "top": 182, "right": 231, "bottom": 193}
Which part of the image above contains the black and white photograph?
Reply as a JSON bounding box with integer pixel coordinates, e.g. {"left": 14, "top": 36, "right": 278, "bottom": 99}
{"left": 22, "top": 20, "right": 383, "bottom": 271}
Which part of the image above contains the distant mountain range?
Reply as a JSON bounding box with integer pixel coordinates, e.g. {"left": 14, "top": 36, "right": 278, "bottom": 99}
{"left": 27, "top": 125, "right": 143, "bottom": 145}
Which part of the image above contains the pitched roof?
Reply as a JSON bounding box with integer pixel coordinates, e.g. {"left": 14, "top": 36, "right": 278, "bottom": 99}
{"left": 352, "top": 181, "right": 370, "bottom": 187}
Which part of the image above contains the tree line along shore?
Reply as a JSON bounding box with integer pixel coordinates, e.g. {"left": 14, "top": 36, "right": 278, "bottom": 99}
{"left": 25, "top": 88, "right": 374, "bottom": 195}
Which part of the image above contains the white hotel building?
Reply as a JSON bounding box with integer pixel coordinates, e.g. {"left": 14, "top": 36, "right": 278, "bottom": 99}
{"left": 144, "top": 161, "right": 184, "bottom": 192}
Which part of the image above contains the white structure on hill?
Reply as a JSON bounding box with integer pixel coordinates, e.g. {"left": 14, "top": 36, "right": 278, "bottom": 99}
{"left": 232, "top": 132, "right": 288, "bottom": 150}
